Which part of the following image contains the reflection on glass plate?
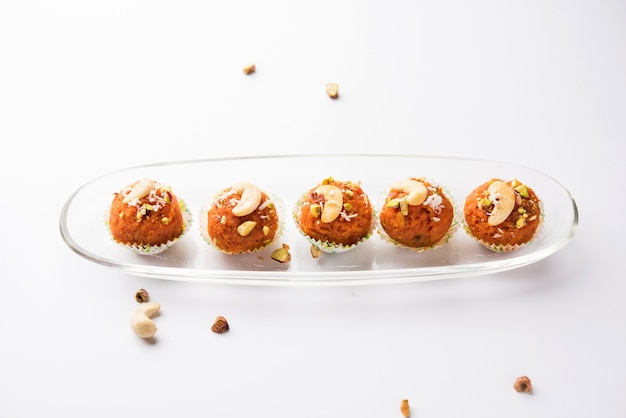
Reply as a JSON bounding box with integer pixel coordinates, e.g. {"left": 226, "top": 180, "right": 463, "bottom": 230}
{"left": 59, "top": 154, "right": 578, "bottom": 286}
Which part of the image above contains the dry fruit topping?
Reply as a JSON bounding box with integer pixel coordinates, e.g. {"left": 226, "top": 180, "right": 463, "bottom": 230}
{"left": 478, "top": 179, "right": 535, "bottom": 228}
{"left": 120, "top": 179, "right": 174, "bottom": 222}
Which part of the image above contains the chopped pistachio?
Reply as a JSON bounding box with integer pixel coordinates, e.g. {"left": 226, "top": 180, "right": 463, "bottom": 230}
{"left": 516, "top": 217, "right": 527, "bottom": 229}
{"left": 220, "top": 216, "right": 227, "bottom": 225}
{"left": 343, "top": 202, "right": 353, "bottom": 212}
{"left": 386, "top": 198, "right": 402, "bottom": 208}
{"left": 518, "top": 207, "right": 527, "bottom": 214}
{"left": 310, "top": 204, "right": 321, "bottom": 218}
{"left": 479, "top": 198, "right": 492, "bottom": 208}
{"left": 161, "top": 217, "right": 170, "bottom": 225}
{"left": 344, "top": 189, "right": 354, "bottom": 197}
{"left": 321, "top": 176, "right": 334, "bottom": 185}
{"left": 400, "top": 199, "right": 409, "bottom": 216}
{"left": 262, "top": 225, "right": 270, "bottom": 235}
{"left": 236, "top": 220, "right": 257, "bottom": 236}
{"left": 271, "top": 244, "right": 291, "bottom": 263}
{"left": 515, "top": 184, "right": 529, "bottom": 198}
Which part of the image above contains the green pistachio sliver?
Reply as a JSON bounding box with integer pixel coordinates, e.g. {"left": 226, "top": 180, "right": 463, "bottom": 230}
{"left": 271, "top": 244, "right": 291, "bottom": 263}
{"left": 310, "top": 204, "right": 321, "bottom": 218}
{"left": 515, "top": 184, "right": 529, "bottom": 198}
{"left": 343, "top": 202, "right": 353, "bottom": 212}
{"left": 386, "top": 198, "right": 402, "bottom": 208}
{"left": 400, "top": 198, "right": 409, "bottom": 216}
{"left": 237, "top": 220, "right": 257, "bottom": 236}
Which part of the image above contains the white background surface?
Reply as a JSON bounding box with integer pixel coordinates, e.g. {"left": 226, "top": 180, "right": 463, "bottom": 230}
{"left": 1, "top": 0, "right": 624, "bottom": 417}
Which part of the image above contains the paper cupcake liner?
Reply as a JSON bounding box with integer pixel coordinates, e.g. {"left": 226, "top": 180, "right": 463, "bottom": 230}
{"left": 292, "top": 198, "right": 375, "bottom": 254}
{"left": 375, "top": 179, "right": 458, "bottom": 253}
{"left": 105, "top": 199, "right": 192, "bottom": 256}
{"left": 198, "top": 192, "right": 285, "bottom": 255}
{"left": 461, "top": 200, "right": 545, "bottom": 252}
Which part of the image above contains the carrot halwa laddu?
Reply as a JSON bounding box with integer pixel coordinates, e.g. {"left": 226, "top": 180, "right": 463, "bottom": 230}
{"left": 296, "top": 177, "right": 373, "bottom": 248}
{"left": 463, "top": 178, "right": 542, "bottom": 251}
{"left": 109, "top": 178, "right": 185, "bottom": 248}
{"left": 206, "top": 182, "right": 279, "bottom": 254}
{"left": 378, "top": 177, "right": 455, "bottom": 249}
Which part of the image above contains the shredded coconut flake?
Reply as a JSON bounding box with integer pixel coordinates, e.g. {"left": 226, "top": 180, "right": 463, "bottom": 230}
{"left": 423, "top": 193, "right": 444, "bottom": 214}
{"left": 340, "top": 212, "right": 358, "bottom": 221}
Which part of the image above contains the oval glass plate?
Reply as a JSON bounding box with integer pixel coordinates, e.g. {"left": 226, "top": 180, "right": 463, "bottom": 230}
{"left": 59, "top": 154, "right": 578, "bottom": 286}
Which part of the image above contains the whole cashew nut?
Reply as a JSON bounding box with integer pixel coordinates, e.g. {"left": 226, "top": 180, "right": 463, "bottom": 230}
{"left": 487, "top": 180, "right": 516, "bottom": 226}
{"left": 231, "top": 182, "right": 262, "bottom": 217}
{"left": 130, "top": 302, "right": 161, "bottom": 338}
{"left": 314, "top": 184, "right": 344, "bottom": 223}
{"left": 390, "top": 179, "right": 428, "bottom": 206}
{"left": 123, "top": 178, "right": 154, "bottom": 203}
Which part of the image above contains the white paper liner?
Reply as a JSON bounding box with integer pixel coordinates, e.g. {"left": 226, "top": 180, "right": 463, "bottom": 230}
{"left": 461, "top": 200, "right": 545, "bottom": 252}
{"left": 105, "top": 199, "right": 192, "bottom": 256}
{"left": 375, "top": 180, "right": 459, "bottom": 253}
{"left": 292, "top": 197, "right": 376, "bottom": 254}
{"left": 198, "top": 190, "right": 285, "bottom": 255}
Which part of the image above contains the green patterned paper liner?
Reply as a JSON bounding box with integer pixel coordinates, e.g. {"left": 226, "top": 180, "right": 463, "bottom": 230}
{"left": 292, "top": 197, "right": 375, "bottom": 254}
{"left": 198, "top": 190, "right": 285, "bottom": 255}
{"left": 105, "top": 199, "right": 192, "bottom": 256}
{"left": 375, "top": 179, "right": 459, "bottom": 253}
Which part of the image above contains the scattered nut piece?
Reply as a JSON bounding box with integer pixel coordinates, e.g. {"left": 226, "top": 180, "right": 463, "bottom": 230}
{"left": 271, "top": 244, "right": 291, "bottom": 263}
{"left": 243, "top": 64, "right": 256, "bottom": 75}
{"left": 130, "top": 302, "right": 161, "bottom": 338}
{"left": 326, "top": 83, "right": 339, "bottom": 99}
{"left": 513, "top": 376, "right": 533, "bottom": 393}
{"left": 211, "top": 316, "right": 230, "bottom": 333}
{"left": 310, "top": 244, "right": 322, "bottom": 258}
{"left": 400, "top": 399, "right": 410, "bottom": 417}
{"left": 135, "top": 288, "right": 150, "bottom": 303}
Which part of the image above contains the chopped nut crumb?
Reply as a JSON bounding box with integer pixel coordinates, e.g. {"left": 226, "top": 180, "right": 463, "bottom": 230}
{"left": 513, "top": 376, "right": 533, "bottom": 393}
{"left": 326, "top": 83, "right": 339, "bottom": 99}
{"left": 243, "top": 64, "right": 256, "bottom": 75}
{"left": 211, "top": 316, "right": 229, "bottom": 334}
{"left": 400, "top": 399, "right": 410, "bottom": 417}
{"left": 135, "top": 288, "right": 149, "bottom": 303}
{"left": 310, "top": 245, "right": 322, "bottom": 258}
{"left": 271, "top": 244, "right": 291, "bottom": 263}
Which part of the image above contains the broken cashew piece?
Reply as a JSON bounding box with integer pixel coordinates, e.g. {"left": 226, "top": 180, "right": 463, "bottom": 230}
{"left": 130, "top": 302, "right": 161, "bottom": 338}
{"left": 123, "top": 178, "right": 154, "bottom": 203}
{"left": 231, "top": 182, "right": 262, "bottom": 217}
{"left": 487, "top": 180, "right": 516, "bottom": 226}
{"left": 314, "top": 184, "right": 343, "bottom": 223}
{"left": 390, "top": 179, "right": 428, "bottom": 206}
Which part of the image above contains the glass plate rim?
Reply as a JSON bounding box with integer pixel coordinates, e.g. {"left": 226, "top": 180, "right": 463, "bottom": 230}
{"left": 59, "top": 153, "right": 579, "bottom": 286}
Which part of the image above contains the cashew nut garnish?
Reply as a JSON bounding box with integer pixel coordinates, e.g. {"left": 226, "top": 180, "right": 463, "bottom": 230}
{"left": 487, "top": 180, "right": 516, "bottom": 226}
{"left": 231, "top": 182, "right": 262, "bottom": 217}
{"left": 123, "top": 178, "right": 154, "bottom": 203}
{"left": 130, "top": 302, "right": 161, "bottom": 338}
{"left": 390, "top": 179, "right": 428, "bottom": 206}
{"left": 314, "top": 184, "right": 343, "bottom": 223}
